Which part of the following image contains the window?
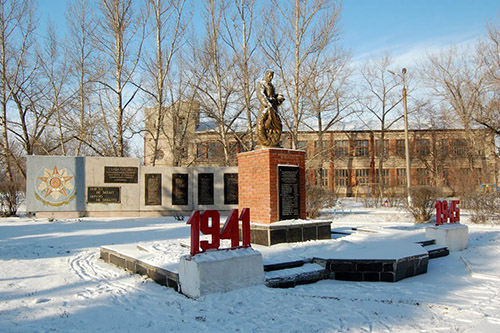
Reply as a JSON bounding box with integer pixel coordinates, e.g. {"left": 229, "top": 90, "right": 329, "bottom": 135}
{"left": 335, "top": 169, "right": 349, "bottom": 186}
{"left": 228, "top": 142, "right": 240, "bottom": 158}
{"left": 197, "top": 143, "right": 206, "bottom": 158}
{"left": 376, "top": 169, "right": 389, "bottom": 185}
{"left": 451, "top": 139, "right": 467, "bottom": 157}
{"left": 315, "top": 169, "right": 329, "bottom": 187}
{"left": 376, "top": 140, "right": 389, "bottom": 157}
{"left": 356, "top": 169, "right": 370, "bottom": 185}
{"left": 296, "top": 141, "right": 307, "bottom": 150}
{"left": 416, "top": 139, "right": 430, "bottom": 156}
{"left": 297, "top": 141, "right": 308, "bottom": 157}
{"left": 396, "top": 139, "right": 405, "bottom": 156}
{"left": 355, "top": 140, "right": 369, "bottom": 157}
{"left": 314, "top": 140, "right": 329, "bottom": 157}
{"left": 417, "top": 168, "right": 431, "bottom": 186}
{"left": 397, "top": 168, "right": 407, "bottom": 186}
{"left": 440, "top": 140, "right": 449, "bottom": 157}
{"left": 207, "top": 141, "right": 223, "bottom": 159}
{"left": 335, "top": 140, "right": 349, "bottom": 157}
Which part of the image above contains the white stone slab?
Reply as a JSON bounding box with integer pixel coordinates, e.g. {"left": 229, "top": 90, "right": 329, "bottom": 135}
{"left": 425, "top": 223, "right": 468, "bottom": 252}
{"left": 179, "top": 248, "right": 264, "bottom": 299}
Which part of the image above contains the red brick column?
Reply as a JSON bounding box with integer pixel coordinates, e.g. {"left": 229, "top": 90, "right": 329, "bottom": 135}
{"left": 238, "top": 148, "right": 306, "bottom": 224}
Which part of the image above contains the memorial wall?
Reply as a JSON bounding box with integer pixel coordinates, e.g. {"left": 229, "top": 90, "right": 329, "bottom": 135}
{"left": 26, "top": 156, "right": 238, "bottom": 218}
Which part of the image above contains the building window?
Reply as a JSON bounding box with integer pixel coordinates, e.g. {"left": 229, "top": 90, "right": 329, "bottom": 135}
{"left": 376, "top": 169, "right": 389, "bottom": 185}
{"left": 228, "top": 142, "right": 240, "bottom": 158}
{"left": 376, "top": 140, "right": 389, "bottom": 157}
{"left": 355, "top": 140, "right": 369, "bottom": 157}
{"left": 197, "top": 143, "right": 206, "bottom": 158}
{"left": 207, "top": 141, "right": 223, "bottom": 159}
{"left": 417, "top": 168, "right": 431, "bottom": 186}
{"left": 397, "top": 168, "right": 407, "bottom": 186}
{"left": 451, "top": 139, "right": 467, "bottom": 157}
{"left": 314, "top": 140, "right": 329, "bottom": 157}
{"left": 356, "top": 169, "right": 370, "bottom": 185}
{"left": 297, "top": 141, "right": 307, "bottom": 157}
{"left": 416, "top": 139, "right": 430, "bottom": 157}
{"left": 440, "top": 140, "right": 449, "bottom": 158}
{"left": 335, "top": 169, "right": 349, "bottom": 186}
{"left": 315, "top": 168, "right": 329, "bottom": 187}
{"left": 335, "top": 140, "right": 349, "bottom": 157}
{"left": 396, "top": 139, "right": 405, "bottom": 156}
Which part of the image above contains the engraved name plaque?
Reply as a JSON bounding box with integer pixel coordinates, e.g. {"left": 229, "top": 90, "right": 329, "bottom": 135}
{"left": 224, "top": 173, "right": 238, "bottom": 205}
{"left": 104, "top": 166, "right": 138, "bottom": 183}
{"left": 172, "top": 173, "right": 189, "bottom": 205}
{"left": 87, "top": 186, "right": 121, "bottom": 203}
{"left": 198, "top": 173, "right": 214, "bottom": 205}
{"left": 145, "top": 173, "right": 162, "bottom": 206}
{"left": 278, "top": 166, "right": 300, "bottom": 220}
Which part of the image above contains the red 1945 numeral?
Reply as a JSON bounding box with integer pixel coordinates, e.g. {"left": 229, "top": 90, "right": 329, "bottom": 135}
{"left": 435, "top": 200, "right": 460, "bottom": 225}
{"left": 187, "top": 209, "right": 251, "bottom": 256}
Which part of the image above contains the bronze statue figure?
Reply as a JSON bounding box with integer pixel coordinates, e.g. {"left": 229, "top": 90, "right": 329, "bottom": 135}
{"left": 256, "top": 70, "right": 285, "bottom": 148}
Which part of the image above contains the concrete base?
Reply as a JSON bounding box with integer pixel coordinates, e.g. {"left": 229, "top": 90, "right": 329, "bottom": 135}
{"left": 426, "top": 223, "right": 468, "bottom": 252}
{"left": 179, "top": 248, "right": 264, "bottom": 299}
{"left": 35, "top": 211, "right": 84, "bottom": 219}
{"left": 250, "top": 220, "right": 331, "bottom": 246}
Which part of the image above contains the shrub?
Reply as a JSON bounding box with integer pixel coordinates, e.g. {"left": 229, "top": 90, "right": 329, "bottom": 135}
{"left": 464, "top": 193, "right": 500, "bottom": 224}
{"left": 0, "top": 180, "right": 23, "bottom": 217}
{"left": 405, "top": 186, "right": 441, "bottom": 223}
{"left": 306, "top": 185, "right": 337, "bottom": 219}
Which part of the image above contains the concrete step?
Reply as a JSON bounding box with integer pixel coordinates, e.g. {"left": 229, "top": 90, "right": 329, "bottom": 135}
{"left": 416, "top": 239, "right": 436, "bottom": 247}
{"left": 264, "top": 262, "right": 328, "bottom": 288}
{"left": 264, "top": 259, "right": 311, "bottom": 272}
{"left": 424, "top": 244, "right": 450, "bottom": 259}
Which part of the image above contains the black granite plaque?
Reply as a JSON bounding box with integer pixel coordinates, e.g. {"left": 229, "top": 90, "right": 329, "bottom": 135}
{"left": 172, "top": 173, "right": 188, "bottom": 205}
{"left": 145, "top": 173, "right": 162, "bottom": 206}
{"left": 87, "top": 186, "right": 120, "bottom": 203}
{"left": 278, "top": 166, "right": 300, "bottom": 220}
{"left": 198, "top": 173, "right": 214, "bottom": 205}
{"left": 224, "top": 173, "right": 238, "bottom": 205}
{"left": 104, "top": 166, "right": 138, "bottom": 183}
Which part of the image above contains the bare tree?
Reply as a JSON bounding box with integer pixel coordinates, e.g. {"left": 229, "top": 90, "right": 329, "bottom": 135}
{"left": 358, "top": 54, "right": 404, "bottom": 201}
{"left": 192, "top": 0, "right": 240, "bottom": 166}
{"left": 94, "top": 0, "right": 146, "bottom": 157}
{"left": 143, "top": 0, "right": 188, "bottom": 166}
{"left": 0, "top": 0, "right": 37, "bottom": 214}
{"left": 222, "top": 0, "right": 260, "bottom": 150}
{"left": 66, "top": 0, "right": 101, "bottom": 156}
{"left": 420, "top": 45, "right": 488, "bottom": 172}
{"left": 261, "top": 0, "right": 341, "bottom": 149}
{"left": 303, "top": 46, "right": 353, "bottom": 184}
{"left": 37, "top": 21, "right": 72, "bottom": 155}
{"left": 476, "top": 18, "right": 500, "bottom": 136}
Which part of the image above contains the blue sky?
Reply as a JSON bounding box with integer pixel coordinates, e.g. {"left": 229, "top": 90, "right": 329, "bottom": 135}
{"left": 342, "top": 0, "right": 500, "bottom": 62}
{"left": 38, "top": 0, "right": 500, "bottom": 63}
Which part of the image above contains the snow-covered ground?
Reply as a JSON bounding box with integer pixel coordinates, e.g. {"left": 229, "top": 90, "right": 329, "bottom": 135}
{"left": 1, "top": 200, "right": 500, "bottom": 332}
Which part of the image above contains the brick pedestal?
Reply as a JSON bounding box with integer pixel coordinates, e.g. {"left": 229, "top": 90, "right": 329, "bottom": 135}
{"left": 238, "top": 148, "right": 306, "bottom": 224}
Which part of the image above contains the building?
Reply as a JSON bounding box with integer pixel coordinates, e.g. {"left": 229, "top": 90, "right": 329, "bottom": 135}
{"left": 144, "top": 104, "right": 498, "bottom": 198}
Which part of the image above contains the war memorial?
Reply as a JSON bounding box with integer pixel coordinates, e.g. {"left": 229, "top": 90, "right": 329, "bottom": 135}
{"left": 25, "top": 71, "right": 468, "bottom": 298}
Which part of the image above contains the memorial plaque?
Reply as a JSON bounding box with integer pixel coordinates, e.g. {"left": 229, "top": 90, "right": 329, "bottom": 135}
{"left": 104, "top": 166, "right": 138, "bottom": 183}
{"left": 198, "top": 173, "right": 214, "bottom": 205}
{"left": 172, "top": 173, "right": 189, "bottom": 205}
{"left": 87, "top": 186, "right": 120, "bottom": 203}
{"left": 278, "top": 166, "right": 300, "bottom": 220}
{"left": 145, "top": 173, "right": 162, "bottom": 206}
{"left": 224, "top": 173, "right": 238, "bottom": 205}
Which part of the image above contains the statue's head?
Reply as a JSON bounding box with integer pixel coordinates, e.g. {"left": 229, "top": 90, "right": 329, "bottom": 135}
{"left": 265, "top": 70, "right": 274, "bottom": 82}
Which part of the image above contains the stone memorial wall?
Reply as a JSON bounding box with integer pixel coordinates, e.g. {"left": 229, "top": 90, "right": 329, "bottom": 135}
{"left": 26, "top": 156, "right": 238, "bottom": 218}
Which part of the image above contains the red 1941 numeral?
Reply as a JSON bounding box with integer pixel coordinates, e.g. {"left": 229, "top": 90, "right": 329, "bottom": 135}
{"left": 187, "top": 208, "right": 251, "bottom": 256}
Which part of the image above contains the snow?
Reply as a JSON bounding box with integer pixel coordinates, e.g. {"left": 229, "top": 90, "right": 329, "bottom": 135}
{"left": 1, "top": 200, "right": 500, "bottom": 332}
